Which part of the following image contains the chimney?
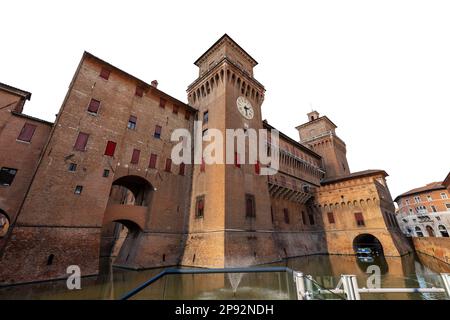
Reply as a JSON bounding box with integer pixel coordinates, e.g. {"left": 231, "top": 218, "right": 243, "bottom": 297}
{"left": 151, "top": 80, "right": 158, "bottom": 88}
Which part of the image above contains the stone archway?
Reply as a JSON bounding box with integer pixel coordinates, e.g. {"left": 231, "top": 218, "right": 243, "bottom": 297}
{"left": 353, "top": 233, "right": 384, "bottom": 255}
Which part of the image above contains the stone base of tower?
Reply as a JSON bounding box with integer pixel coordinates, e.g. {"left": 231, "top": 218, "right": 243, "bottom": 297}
{"left": 324, "top": 229, "right": 413, "bottom": 257}
{"left": 0, "top": 226, "right": 101, "bottom": 285}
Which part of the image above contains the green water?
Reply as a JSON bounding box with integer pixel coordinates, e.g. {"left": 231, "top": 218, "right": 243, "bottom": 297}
{"left": 0, "top": 253, "right": 448, "bottom": 300}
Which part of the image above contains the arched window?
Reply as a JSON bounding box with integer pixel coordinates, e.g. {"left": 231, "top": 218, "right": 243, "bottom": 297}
{"left": 438, "top": 225, "right": 449, "bottom": 237}
{"left": 415, "top": 226, "right": 424, "bottom": 237}
{"left": 426, "top": 225, "right": 435, "bottom": 237}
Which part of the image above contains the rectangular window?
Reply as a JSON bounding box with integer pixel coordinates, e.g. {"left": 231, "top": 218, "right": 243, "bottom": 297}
{"left": 327, "top": 212, "right": 335, "bottom": 224}
{"left": 68, "top": 163, "right": 77, "bottom": 172}
{"left": 74, "top": 185, "right": 83, "bottom": 195}
{"left": 165, "top": 158, "right": 172, "bottom": 172}
{"left": 135, "top": 86, "right": 144, "bottom": 97}
{"left": 441, "top": 193, "right": 448, "bottom": 200}
{"left": 17, "top": 123, "right": 37, "bottom": 142}
{"left": 431, "top": 205, "right": 437, "bottom": 213}
{"left": 302, "top": 211, "right": 307, "bottom": 225}
{"left": 131, "top": 149, "right": 140, "bottom": 164}
{"left": 173, "top": 104, "right": 179, "bottom": 114}
{"left": 0, "top": 167, "right": 17, "bottom": 186}
{"left": 245, "top": 194, "right": 256, "bottom": 218}
{"left": 185, "top": 110, "right": 191, "bottom": 120}
{"left": 179, "top": 162, "right": 185, "bottom": 176}
{"left": 414, "top": 196, "right": 421, "bottom": 203}
{"left": 149, "top": 153, "right": 157, "bottom": 169}
{"left": 283, "top": 208, "right": 290, "bottom": 224}
{"left": 104, "top": 141, "right": 117, "bottom": 157}
{"left": 355, "top": 212, "right": 365, "bottom": 226}
{"left": 195, "top": 195, "right": 205, "bottom": 218}
{"left": 74, "top": 132, "right": 89, "bottom": 151}
{"left": 203, "top": 110, "right": 209, "bottom": 124}
{"left": 103, "top": 169, "right": 110, "bottom": 177}
{"left": 159, "top": 98, "right": 166, "bottom": 108}
{"left": 87, "top": 98, "right": 101, "bottom": 114}
{"left": 128, "top": 115, "right": 137, "bottom": 130}
{"left": 308, "top": 212, "right": 315, "bottom": 225}
{"left": 154, "top": 125, "right": 162, "bottom": 139}
{"left": 99, "top": 68, "right": 110, "bottom": 80}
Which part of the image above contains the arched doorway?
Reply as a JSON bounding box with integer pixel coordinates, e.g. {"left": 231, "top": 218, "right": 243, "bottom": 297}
{"left": 353, "top": 234, "right": 384, "bottom": 255}
{"left": 425, "top": 225, "right": 435, "bottom": 237}
{"left": 0, "top": 209, "right": 9, "bottom": 237}
{"left": 438, "top": 225, "right": 449, "bottom": 237}
{"left": 100, "top": 175, "right": 153, "bottom": 269}
{"left": 415, "top": 226, "right": 424, "bottom": 237}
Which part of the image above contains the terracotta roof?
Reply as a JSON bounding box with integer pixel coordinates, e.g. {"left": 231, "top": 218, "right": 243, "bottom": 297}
{"left": 321, "top": 169, "right": 388, "bottom": 185}
{"left": 394, "top": 181, "right": 446, "bottom": 202}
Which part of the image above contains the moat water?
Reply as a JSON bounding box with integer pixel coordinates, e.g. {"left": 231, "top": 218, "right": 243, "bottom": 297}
{"left": 0, "top": 253, "right": 449, "bottom": 300}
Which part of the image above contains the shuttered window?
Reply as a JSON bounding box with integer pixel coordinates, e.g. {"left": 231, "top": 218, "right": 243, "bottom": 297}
{"left": 149, "top": 153, "right": 157, "bottom": 169}
{"left": 355, "top": 212, "right": 365, "bottom": 226}
{"left": 135, "top": 86, "right": 144, "bottom": 97}
{"left": 196, "top": 196, "right": 205, "bottom": 218}
{"left": 17, "top": 123, "right": 37, "bottom": 142}
{"left": 99, "top": 68, "right": 110, "bottom": 80}
{"left": 74, "top": 132, "right": 89, "bottom": 151}
{"left": 165, "top": 158, "right": 172, "bottom": 172}
{"left": 104, "top": 141, "right": 116, "bottom": 157}
{"left": 327, "top": 212, "right": 335, "bottom": 224}
{"left": 159, "top": 98, "right": 166, "bottom": 108}
{"left": 131, "top": 149, "right": 140, "bottom": 164}
{"left": 255, "top": 161, "right": 260, "bottom": 175}
{"left": 87, "top": 99, "right": 101, "bottom": 114}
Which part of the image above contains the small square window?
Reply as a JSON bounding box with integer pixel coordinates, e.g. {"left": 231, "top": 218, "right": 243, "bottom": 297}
{"left": 0, "top": 167, "right": 17, "bottom": 186}
{"left": 103, "top": 169, "right": 110, "bottom": 178}
{"left": 159, "top": 98, "right": 166, "bottom": 109}
{"left": 68, "top": 163, "right": 77, "bottom": 172}
{"left": 154, "top": 125, "right": 162, "bottom": 139}
{"left": 74, "top": 185, "right": 83, "bottom": 195}
{"left": 135, "top": 86, "right": 144, "bottom": 97}
{"left": 128, "top": 116, "right": 137, "bottom": 130}
{"left": 99, "top": 68, "right": 110, "bottom": 80}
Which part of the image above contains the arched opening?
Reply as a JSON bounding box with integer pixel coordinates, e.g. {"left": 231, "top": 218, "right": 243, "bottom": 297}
{"left": 0, "top": 209, "right": 10, "bottom": 237}
{"left": 425, "top": 225, "right": 435, "bottom": 237}
{"left": 438, "top": 225, "right": 449, "bottom": 237}
{"left": 353, "top": 233, "right": 384, "bottom": 256}
{"left": 415, "top": 226, "right": 424, "bottom": 237}
{"left": 109, "top": 175, "right": 153, "bottom": 206}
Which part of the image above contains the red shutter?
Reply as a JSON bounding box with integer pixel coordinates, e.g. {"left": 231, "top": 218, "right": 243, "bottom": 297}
{"left": 255, "top": 161, "right": 260, "bottom": 175}
{"left": 74, "top": 132, "right": 89, "bottom": 151}
{"left": 200, "top": 158, "right": 205, "bottom": 172}
{"left": 327, "top": 212, "right": 335, "bottom": 224}
{"left": 159, "top": 98, "right": 166, "bottom": 108}
{"left": 355, "top": 212, "right": 365, "bottom": 226}
{"left": 88, "top": 99, "right": 100, "bottom": 113}
{"left": 198, "top": 199, "right": 204, "bottom": 210}
{"left": 234, "top": 152, "right": 241, "bottom": 168}
{"left": 104, "top": 141, "right": 116, "bottom": 156}
{"left": 173, "top": 104, "right": 179, "bottom": 114}
{"left": 99, "top": 68, "right": 110, "bottom": 80}
{"left": 17, "top": 123, "right": 37, "bottom": 142}
{"left": 131, "top": 149, "right": 140, "bottom": 164}
{"left": 179, "top": 162, "right": 185, "bottom": 176}
{"left": 165, "top": 158, "right": 172, "bottom": 172}
{"left": 135, "top": 86, "right": 144, "bottom": 97}
{"left": 149, "top": 153, "right": 157, "bottom": 168}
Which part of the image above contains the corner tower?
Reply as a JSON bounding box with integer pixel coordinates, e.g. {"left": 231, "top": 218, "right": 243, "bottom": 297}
{"left": 182, "top": 34, "right": 277, "bottom": 267}
{"left": 296, "top": 111, "right": 350, "bottom": 178}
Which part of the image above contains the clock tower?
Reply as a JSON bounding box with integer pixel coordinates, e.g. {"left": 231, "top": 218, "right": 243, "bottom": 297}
{"left": 182, "top": 34, "right": 278, "bottom": 267}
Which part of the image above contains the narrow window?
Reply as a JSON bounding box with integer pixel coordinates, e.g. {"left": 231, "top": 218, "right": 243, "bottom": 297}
{"left": 74, "top": 185, "right": 83, "bottom": 195}
{"left": 102, "top": 169, "right": 110, "bottom": 177}
{"left": 308, "top": 212, "right": 315, "bottom": 225}
{"left": 154, "top": 125, "right": 162, "bottom": 139}
{"left": 149, "top": 153, "right": 157, "bottom": 169}
{"left": 74, "top": 132, "right": 89, "bottom": 151}
{"left": 0, "top": 167, "right": 18, "bottom": 186}
{"left": 245, "top": 194, "right": 256, "bottom": 218}
{"left": 135, "top": 86, "right": 144, "bottom": 97}
{"left": 17, "top": 123, "right": 37, "bottom": 142}
{"left": 87, "top": 98, "right": 101, "bottom": 114}
{"left": 173, "top": 104, "right": 179, "bottom": 114}
{"left": 255, "top": 161, "right": 260, "bottom": 175}
{"left": 179, "top": 163, "right": 185, "bottom": 176}
{"left": 327, "top": 212, "right": 335, "bottom": 224}
{"left": 196, "top": 196, "right": 205, "bottom": 218}
{"left": 302, "top": 211, "right": 307, "bottom": 225}
{"left": 131, "top": 149, "right": 140, "bottom": 164}
{"left": 431, "top": 205, "right": 437, "bottom": 212}
{"left": 270, "top": 206, "right": 274, "bottom": 223}
{"left": 165, "top": 158, "right": 172, "bottom": 172}
{"left": 104, "top": 141, "right": 117, "bottom": 157}
{"left": 159, "top": 97, "right": 166, "bottom": 108}
{"left": 355, "top": 212, "right": 365, "bottom": 226}
{"left": 234, "top": 152, "right": 241, "bottom": 168}
{"left": 46, "top": 254, "right": 55, "bottom": 266}
{"left": 203, "top": 110, "right": 209, "bottom": 124}
{"left": 184, "top": 110, "right": 191, "bottom": 120}
{"left": 68, "top": 163, "right": 77, "bottom": 172}
{"left": 99, "top": 68, "right": 110, "bottom": 80}
{"left": 283, "top": 208, "right": 290, "bottom": 224}
{"left": 128, "top": 115, "right": 137, "bottom": 130}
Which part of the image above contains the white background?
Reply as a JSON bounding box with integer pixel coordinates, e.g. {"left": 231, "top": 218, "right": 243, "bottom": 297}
{"left": 1, "top": 0, "right": 449, "bottom": 200}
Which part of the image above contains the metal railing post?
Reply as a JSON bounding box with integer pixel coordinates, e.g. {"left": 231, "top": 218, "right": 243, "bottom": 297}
{"left": 441, "top": 273, "right": 450, "bottom": 298}
{"left": 293, "top": 271, "right": 308, "bottom": 300}
{"left": 341, "top": 275, "right": 361, "bottom": 300}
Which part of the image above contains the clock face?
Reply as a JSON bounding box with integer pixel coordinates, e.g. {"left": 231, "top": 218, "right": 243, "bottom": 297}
{"left": 236, "top": 96, "right": 254, "bottom": 120}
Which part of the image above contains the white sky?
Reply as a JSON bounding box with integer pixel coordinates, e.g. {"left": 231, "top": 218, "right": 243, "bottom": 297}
{"left": 2, "top": 0, "right": 449, "bottom": 199}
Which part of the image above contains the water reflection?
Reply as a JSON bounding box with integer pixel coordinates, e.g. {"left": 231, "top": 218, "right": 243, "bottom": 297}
{"left": 0, "top": 254, "right": 448, "bottom": 300}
